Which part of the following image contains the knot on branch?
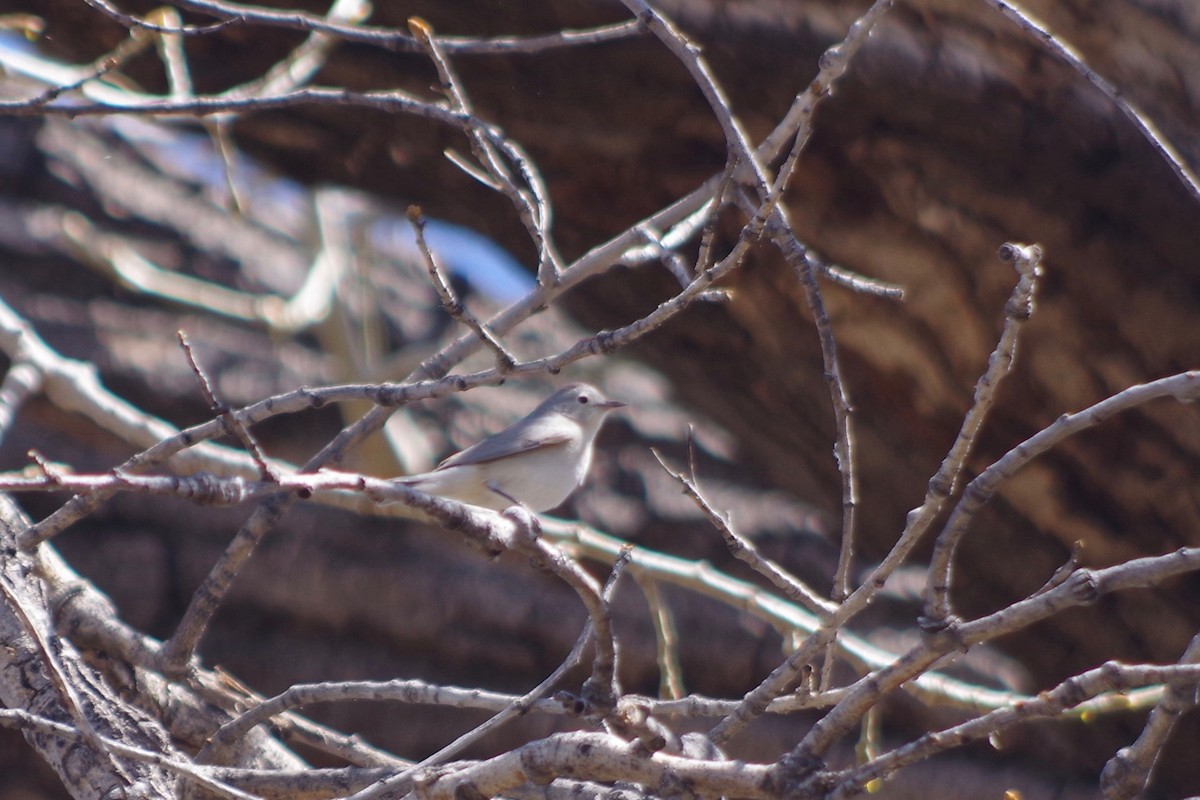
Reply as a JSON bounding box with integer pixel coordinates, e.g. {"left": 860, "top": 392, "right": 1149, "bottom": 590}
{"left": 411, "top": 768, "right": 452, "bottom": 800}
{"left": 555, "top": 677, "right": 618, "bottom": 722}
{"left": 501, "top": 504, "right": 542, "bottom": 543}
{"left": 607, "top": 697, "right": 678, "bottom": 756}
{"left": 593, "top": 329, "right": 619, "bottom": 354}
{"left": 581, "top": 675, "right": 617, "bottom": 718}
{"left": 771, "top": 749, "right": 828, "bottom": 799}
{"left": 1067, "top": 570, "right": 1101, "bottom": 605}
{"left": 1099, "top": 747, "right": 1143, "bottom": 799}
{"left": 179, "top": 473, "right": 248, "bottom": 506}
{"left": 373, "top": 385, "right": 403, "bottom": 406}
{"left": 553, "top": 689, "right": 588, "bottom": 716}
{"left": 299, "top": 385, "right": 325, "bottom": 409}
{"left": 918, "top": 613, "right": 968, "bottom": 652}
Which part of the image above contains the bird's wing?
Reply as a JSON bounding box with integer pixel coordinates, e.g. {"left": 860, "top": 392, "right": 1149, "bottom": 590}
{"left": 436, "top": 415, "right": 572, "bottom": 469}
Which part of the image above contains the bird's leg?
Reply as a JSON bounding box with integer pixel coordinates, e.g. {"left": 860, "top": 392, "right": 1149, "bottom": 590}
{"left": 485, "top": 481, "right": 523, "bottom": 508}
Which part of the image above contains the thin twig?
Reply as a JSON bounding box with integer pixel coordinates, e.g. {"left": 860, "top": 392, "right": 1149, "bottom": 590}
{"left": 159, "top": 500, "right": 286, "bottom": 673}
{"left": 344, "top": 549, "right": 631, "bottom": 800}
{"left": 201, "top": 680, "right": 548, "bottom": 763}
{"left": 222, "top": 0, "right": 369, "bottom": 100}
{"left": 1030, "top": 541, "right": 1082, "bottom": 599}
{"left": 652, "top": 445, "right": 836, "bottom": 618}
{"left": 786, "top": 548, "right": 1200, "bottom": 776}
{"left": 920, "top": 244, "right": 1055, "bottom": 622}
{"left": 178, "top": 331, "right": 277, "bottom": 482}
{"left": 633, "top": 573, "right": 685, "bottom": 700}
{"left": 0, "top": 295, "right": 195, "bottom": 547}
{"left": 156, "top": 385, "right": 398, "bottom": 675}
{"left": 636, "top": 0, "right": 896, "bottom": 734}
{"left": 711, "top": 239, "right": 1041, "bottom": 742}
{"left": 518, "top": 529, "right": 620, "bottom": 715}
{"left": 81, "top": 0, "right": 237, "bottom": 35}
{"left": 24, "top": 24, "right": 155, "bottom": 108}
{"left": 921, "top": 379, "right": 1200, "bottom": 711}
{"left": 93, "top": 0, "right": 646, "bottom": 55}
{"left": 814, "top": 255, "right": 905, "bottom": 300}
{"left": 406, "top": 205, "right": 516, "bottom": 372}
{"left": 981, "top": 0, "right": 1200, "bottom": 206}
{"left": 409, "top": 16, "right": 561, "bottom": 284}
{"left": 830, "top": 661, "right": 1200, "bottom": 799}
{"left": 0, "top": 57, "right": 831, "bottom": 408}
{"left": 1099, "top": 632, "right": 1200, "bottom": 800}
{"left": 548, "top": 522, "right": 1010, "bottom": 715}
{"left": 620, "top": 0, "right": 893, "bottom": 645}
{"left": 776, "top": 235, "right": 858, "bottom": 607}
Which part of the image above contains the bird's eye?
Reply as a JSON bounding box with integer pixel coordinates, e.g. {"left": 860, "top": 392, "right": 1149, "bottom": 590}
{"left": 578, "top": 395, "right": 588, "bottom": 404}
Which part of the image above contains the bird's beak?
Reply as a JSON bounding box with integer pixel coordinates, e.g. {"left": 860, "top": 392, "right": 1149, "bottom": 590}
{"left": 600, "top": 399, "right": 627, "bottom": 410}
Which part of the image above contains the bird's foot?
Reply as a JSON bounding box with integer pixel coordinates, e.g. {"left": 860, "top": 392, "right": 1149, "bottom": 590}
{"left": 500, "top": 503, "right": 541, "bottom": 539}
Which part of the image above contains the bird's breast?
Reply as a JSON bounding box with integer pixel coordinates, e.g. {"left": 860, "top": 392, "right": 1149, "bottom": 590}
{"left": 480, "top": 439, "right": 591, "bottom": 512}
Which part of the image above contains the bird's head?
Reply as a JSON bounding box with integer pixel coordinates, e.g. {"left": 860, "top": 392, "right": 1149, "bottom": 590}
{"left": 545, "top": 383, "right": 626, "bottom": 426}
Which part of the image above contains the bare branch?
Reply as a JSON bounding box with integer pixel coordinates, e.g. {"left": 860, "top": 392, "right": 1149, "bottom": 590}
{"left": 89, "top": 0, "right": 646, "bottom": 55}
{"left": 406, "top": 205, "right": 516, "bottom": 372}
{"left": 786, "top": 548, "right": 1200, "bottom": 775}
{"left": 926, "top": 369, "right": 1199, "bottom": 624}
{"left": 653, "top": 445, "right": 836, "bottom": 618}
{"left": 178, "top": 330, "right": 278, "bottom": 482}
{"left": 409, "top": 16, "right": 562, "bottom": 284}
{"left": 833, "top": 661, "right": 1200, "bottom": 799}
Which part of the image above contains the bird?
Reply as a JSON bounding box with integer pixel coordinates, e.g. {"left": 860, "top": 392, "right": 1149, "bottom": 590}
{"left": 395, "top": 383, "right": 625, "bottom": 512}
